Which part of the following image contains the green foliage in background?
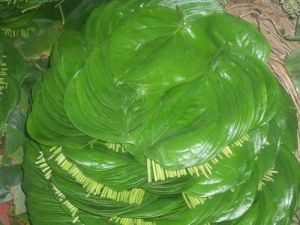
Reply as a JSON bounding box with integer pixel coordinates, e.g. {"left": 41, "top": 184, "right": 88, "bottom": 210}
{"left": 0, "top": 0, "right": 62, "bottom": 38}
{"left": 0, "top": 1, "right": 60, "bottom": 223}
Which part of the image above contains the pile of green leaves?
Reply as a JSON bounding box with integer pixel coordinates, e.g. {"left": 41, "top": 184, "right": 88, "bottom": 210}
{"left": 22, "top": 0, "right": 300, "bottom": 225}
{"left": 0, "top": 0, "right": 103, "bottom": 224}
{"left": 0, "top": 1, "right": 63, "bottom": 223}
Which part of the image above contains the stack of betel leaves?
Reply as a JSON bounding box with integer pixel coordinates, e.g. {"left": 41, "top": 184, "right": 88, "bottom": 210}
{"left": 24, "top": 0, "right": 300, "bottom": 224}
{"left": 0, "top": 0, "right": 106, "bottom": 223}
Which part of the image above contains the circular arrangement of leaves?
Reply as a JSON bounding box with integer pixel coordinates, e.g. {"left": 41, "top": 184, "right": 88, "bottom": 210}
{"left": 21, "top": 1, "right": 300, "bottom": 225}
{"left": 0, "top": 0, "right": 300, "bottom": 225}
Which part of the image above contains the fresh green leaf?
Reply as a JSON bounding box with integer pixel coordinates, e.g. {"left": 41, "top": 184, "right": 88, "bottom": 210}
{"left": 22, "top": 1, "right": 300, "bottom": 225}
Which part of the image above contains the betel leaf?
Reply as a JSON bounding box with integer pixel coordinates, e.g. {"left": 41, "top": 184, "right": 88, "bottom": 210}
{"left": 23, "top": 0, "right": 300, "bottom": 225}
{"left": 16, "top": 20, "right": 62, "bottom": 60}
{"left": 27, "top": 30, "right": 92, "bottom": 147}
{"left": 0, "top": 0, "right": 64, "bottom": 39}
{"left": 0, "top": 3, "right": 37, "bottom": 38}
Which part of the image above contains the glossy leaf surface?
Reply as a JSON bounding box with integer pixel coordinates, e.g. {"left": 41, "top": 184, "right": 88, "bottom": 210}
{"left": 23, "top": 0, "right": 300, "bottom": 225}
